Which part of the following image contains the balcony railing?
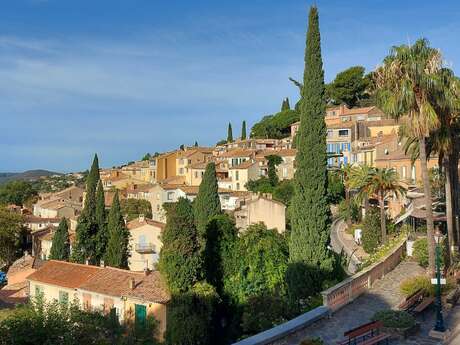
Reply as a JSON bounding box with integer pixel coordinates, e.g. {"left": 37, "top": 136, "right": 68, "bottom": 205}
{"left": 135, "top": 243, "right": 156, "bottom": 253}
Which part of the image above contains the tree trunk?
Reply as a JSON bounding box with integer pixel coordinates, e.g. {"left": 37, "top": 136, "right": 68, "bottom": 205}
{"left": 444, "top": 158, "right": 455, "bottom": 264}
{"left": 419, "top": 136, "right": 436, "bottom": 275}
{"left": 448, "top": 143, "right": 460, "bottom": 248}
{"left": 379, "top": 193, "right": 387, "bottom": 244}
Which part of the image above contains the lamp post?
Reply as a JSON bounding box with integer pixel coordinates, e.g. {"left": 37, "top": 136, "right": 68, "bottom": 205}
{"left": 433, "top": 228, "right": 445, "bottom": 332}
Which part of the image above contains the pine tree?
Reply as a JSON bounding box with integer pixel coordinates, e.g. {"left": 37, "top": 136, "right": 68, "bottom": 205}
{"left": 193, "top": 162, "right": 221, "bottom": 245}
{"left": 289, "top": 7, "right": 333, "bottom": 296}
{"left": 104, "top": 191, "right": 130, "bottom": 269}
{"left": 49, "top": 218, "right": 70, "bottom": 261}
{"left": 159, "top": 198, "right": 203, "bottom": 293}
{"left": 94, "top": 181, "right": 107, "bottom": 263}
{"left": 227, "top": 123, "right": 233, "bottom": 143}
{"left": 194, "top": 141, "right": 199, "bottom": 147}
{"left": 281, "top": 97, "right": 291, "bottom": 111}
{"left": 241, "top": 121, "right": 247, "bottom": 140}
{"left": 72, "top": 154, "right": 100, "bottom": 263}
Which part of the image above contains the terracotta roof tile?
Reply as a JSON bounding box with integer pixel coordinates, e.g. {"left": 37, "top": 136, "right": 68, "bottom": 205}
{"left": 127, "top": 218, "right": 166, "bottom": 230}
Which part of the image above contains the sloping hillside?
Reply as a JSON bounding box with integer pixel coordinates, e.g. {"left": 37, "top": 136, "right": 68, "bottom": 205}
{"left": 0, "top": 170, "right": 62, "bottom": 184}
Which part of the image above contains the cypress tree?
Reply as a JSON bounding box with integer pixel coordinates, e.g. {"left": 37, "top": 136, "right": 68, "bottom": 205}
{"left": 266, "top": 155, "right": 283, "bottom": 186}
{"left": 289, "top": 7, "right": 333, "bottom": 295}
{"left": 49, "top": 218, "right": 70, "bottom": 261}
{"left": 281, "top": 97, "right": 291, "bottom": 111}
{"left": 227, "top": 123, "right": 233, "bottom": 143}
{"left": 94, "top": 181, "right": 107, "bottom": 263}
{"left": 241, "top": 121, "right": 247, "bottom": 140}
{"left": 193, "top": 162, "right": 221, "bottom": 245}
{"left": 104, "top": 191, "right": 130, "bottom": 269}
{"left": 159, "top": 198, "right": 203, "bottom": 293}
{"left": 194, "top": 141, "right": 199, "bottom": 147}
{"left": 72, "top": 154, "right": 100, "bottom": 263}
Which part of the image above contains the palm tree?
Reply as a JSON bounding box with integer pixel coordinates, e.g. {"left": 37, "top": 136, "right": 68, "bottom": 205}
{"left": 374, "top": 38, "right": 444, "bottom": 273}
{"left": 348, "top": 164, "right": 374, "bottom": 217}
{"left": 350, "top": 167, "right": 405, "bottom": 243}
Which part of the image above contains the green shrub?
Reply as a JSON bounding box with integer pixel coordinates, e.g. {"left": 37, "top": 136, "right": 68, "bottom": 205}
{"left": 400, "top": 275, "right": 434, "bottom": 297}
{"left": 338, "top": 199, "right": 359, "bottom": 224}
{"left": 372, "top": 310, "right": 415, "bottom": 329}
{"left": 413, "top": 237, "right": 445, "bottom": 268}
{"left": 362, "top": 208, "right": 381, "bottom": 254}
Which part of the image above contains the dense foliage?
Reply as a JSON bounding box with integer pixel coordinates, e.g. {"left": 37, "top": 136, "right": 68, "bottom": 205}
{"left": 325, "top": 66, "right": 371, "bottom": 107}
{"left": 104, "top": 192, "right": 130, "bottom": 268}
{"left": 400, "top": 275, "right": 435, "bottom": 297}
{"left": 0, "top": 298, "right": 159, "bottom": 345}
{"left": 412, "top": 237, "right": 445, "bottom": 269}
{"left": 361, "top": 208, "right": 381, "bottom": 253}
{"left": 327, "top": 171, "right": 345, "bottom": 204}
{"left": 120, "top": 199, "right": 153, "bottom": 221}
{"left": 250, "top": 109, "right": 299, "bottom": 139}
{"left": 0, "top": 180, "right": 38, "bottom": 207}
{"left": 0, "top": 206, "right": 25, "bottom": 268}
{"left": 289, "top": 6, "right": 334, "bottom": 302}
{"left": 227, "top": 123, "right": 233, "bottom": 143}
{"left": 49, "top": 218, "right": 70, "bottom": 261}
{"left": 372, "top": 310, "right": 415, "bottom": 329}
{"left": 159, "top": 198, "right": 203, "bottom": 293}
{"left": 241, "top": 121, "right": 247, "bottom": 140}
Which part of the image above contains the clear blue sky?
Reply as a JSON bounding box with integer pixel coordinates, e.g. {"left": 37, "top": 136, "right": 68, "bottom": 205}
{"left": 1, "top": 0, "right": 459, "bottom": 172}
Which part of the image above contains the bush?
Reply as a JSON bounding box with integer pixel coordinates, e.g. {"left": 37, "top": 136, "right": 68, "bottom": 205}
{"left": 413, "top": 237, "right": 445, "bottom": 268}
{"left": 338, "top": 199, "right": 359, "bottom": 224}
{"left": 400, "top": 275, "right": 434, "bottom": 297}
{"left": 300, "top": 338, "right": 324, "bottom": 345}
{"left": 372, "top": 310, "right": 415, "bottom": 329}
{"left": 361, "top": 208, "right": 381, "bottom": 254}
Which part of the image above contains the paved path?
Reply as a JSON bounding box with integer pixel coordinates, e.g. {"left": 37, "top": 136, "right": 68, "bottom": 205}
{"left": 273, "top": 260, "right": 443, "bottom": 345}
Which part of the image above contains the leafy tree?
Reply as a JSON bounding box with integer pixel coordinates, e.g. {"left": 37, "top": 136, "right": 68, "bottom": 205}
{"left": 0, "top": 206, "right": 24, "bottom": 267}
{"left": 281, "top": 97, "right": 291, "bottom": 111}
{"left": 72, "top": 154, "right": 100, "bottom": 263}
{"left": 193, "top": 163, "right": 221, "bottom": 245}
{"left": 272, "top": 180, "right": 295, "bottom": 206}
{"left": 165, "top": 282, "right": 219, "bottom": 345}
{"left": 216, "top": 139, "right": 227, "bottom": 146}
{"left": 337, "top": 199, "right": 359, "bottom": 225}
{"left": 326, "top": 66, "right": 370, "bottom": 107}
{"left": 241, "top": 121, "right": 247, "bottom": 140}
{"left": 289, "top": 6, "right": 334, "bottom": 300}
{"left": 361, "top": 208, "right": 382, "bottom": 253}
{"left": 94, "top": 181, "right": 107, "bottom": 263}
{"left": 104, "top": 192, "right": 130, "bottom": 269}
{"left": 245, "top": 177, "right": 274, "bottom": 194}
{"left": 266, "top": 155, "right": 283, "bottom": 186}
{"left": 375, "top": 38, "right": 445, "bottom": 274}
{"left": 49, "top": 218, "right": 70, "bottom": 261}
{"left": 327, "top": 171, "right": 345, "bottom": 204}
{"left": 159, "top": 198, "right": 203, "bottom": 293}
{"left": 227, "top": 123, "right": 233, "bottom": 143}
{"left": 141, "top": 153, "right": 151, "bottom": 161}
{"left": 250, "top": 109, "right": 299, "bottom": 139}
{"left": 120, "top": 199, "right": 152, "bottom": 221}
{"left": 204, "top": 215, "right": 238, "bottom": 293}
{"left": 0, "top": 180, "right": 38, "bottom": 206}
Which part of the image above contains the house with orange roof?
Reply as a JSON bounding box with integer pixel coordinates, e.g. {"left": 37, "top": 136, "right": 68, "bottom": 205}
{"left": 27, "top": 260, "right": 170, "bottom": 340}
{"left": 126, "top": 215, "right": 165, "bottom": 271}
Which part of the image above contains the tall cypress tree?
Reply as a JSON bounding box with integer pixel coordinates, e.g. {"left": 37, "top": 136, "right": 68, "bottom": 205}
{"left": 104, "top": 191, "right": 130, "bottom": 268}
{"left": 281, "top": 97, "right": 291, "bottom": 111}
{"left": 72, "top": 154, "right": 100, "bottom": 263}
{"left": 193, "top": 162, "right": 221, "bottom": 246}
{"left": 94, "top": 181, "right": 107, "bottom": 263}
{"left": 159, "top": 198, "right": 203, "bottom": 293}
{"left": 49, "top": 218, "right": 70, "bottom": 261}
{"left": 289, "top": 7, "right": 333, "bottom": 294}
{"left": 241, "top": 121, "right": 247, "bottom": 140}
{"left": 194, "top": 141, "right": 199, "bottom": 147}
{"left": 227, "top": 123, "right": 233, "bottom": 143}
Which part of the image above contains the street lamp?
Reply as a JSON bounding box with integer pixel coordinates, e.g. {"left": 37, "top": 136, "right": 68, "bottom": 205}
{"left": 433, "top": 228, "right": 445, "bottom": 332}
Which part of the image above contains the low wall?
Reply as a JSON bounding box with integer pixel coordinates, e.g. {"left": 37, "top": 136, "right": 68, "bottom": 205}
{"left": 231, "top": 239, "right": 406, "bottom": 345}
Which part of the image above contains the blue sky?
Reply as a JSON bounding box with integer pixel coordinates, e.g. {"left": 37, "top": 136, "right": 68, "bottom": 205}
{"left": 1, "top": 0, "right": 460, "bottom": 172}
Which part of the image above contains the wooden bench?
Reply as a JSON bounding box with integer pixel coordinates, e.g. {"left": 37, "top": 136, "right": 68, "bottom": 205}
{"left": 398, "top": 288, "right": 424, "bottom": 312}
{"left": 337, "top": 320, "right": 390, "bottom": 345}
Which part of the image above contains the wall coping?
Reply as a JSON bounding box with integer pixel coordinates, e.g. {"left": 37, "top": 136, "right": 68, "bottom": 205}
{"left": 231, "top": 306, "right": 330, "bottom": 345}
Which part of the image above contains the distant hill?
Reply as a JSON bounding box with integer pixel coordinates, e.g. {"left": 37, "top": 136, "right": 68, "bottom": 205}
{"left": 0, "top": 170, "right": 62, "bottom": 184}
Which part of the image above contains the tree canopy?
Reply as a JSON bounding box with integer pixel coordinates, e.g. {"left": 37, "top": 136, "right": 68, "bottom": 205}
{"left": 0, "top": 180, "right": 38, "bottom": 207}
{"left": 0, "top": 206, "right": 24, "bottom": 267}
{"left": 49, "top": 218, "right": 70, "bottom": 261}
{"left": 120, "top": 199, "right": 152, "bottom": 221}
{"left": 326, "top": 66, "right": 370, "bottom": 107}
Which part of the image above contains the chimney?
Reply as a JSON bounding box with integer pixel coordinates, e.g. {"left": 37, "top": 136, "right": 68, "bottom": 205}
{"left": 85, "top": 259, "right": 89, "bottom": 265}
{"left": 340, "top": 104, "right": 346, "bottom": 115}
{"left": 100, "top": 260, "right": 105, "bottom": 268}
{"left": 129, "top": 278, "right": 135, "bottom": 290}
{"left": 139, "top": 214, "right": 145, "bottom": 222}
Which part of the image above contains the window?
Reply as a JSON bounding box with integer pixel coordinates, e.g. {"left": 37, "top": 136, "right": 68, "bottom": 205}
{"left": 188, "top": 159, "right": 192, "bottom": 164}
{"left": 59, "top": 291, "right": 69, "bottom": 304}
{"left": 194, "top": 171, "right": 198, "bottom": 178}
{"left": 179, "top": 168, "right": 184, "bottom": 174}
{"left": 35, "top": 285, "right": 44, "bottom": 297}
{"left": 135, "top": 304, "right": 147, "bottom": 325}
{"left": 235, "top": 171, "right": 239, "bottom": 181}
{"left": 338, "top": 129, "right": 349, "bottom": 136}
{"left": 236, "top": 183, "right": 240, "bottom": 190}
{"left": 167, "top": 192, "right": 174, "bottom": 201}
{"left": 327, "top": 129, "right": 332, "bottom": 137}
{"left": 283, "top": 168, "right": 288, "bottom": 178}
{"left": 402, "top": 166, "right": 407, "bottom": 178}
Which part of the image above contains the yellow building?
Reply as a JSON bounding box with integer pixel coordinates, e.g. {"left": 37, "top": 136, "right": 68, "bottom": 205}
{"left": 27, "top": 260, "right": 170, "bottom": 341}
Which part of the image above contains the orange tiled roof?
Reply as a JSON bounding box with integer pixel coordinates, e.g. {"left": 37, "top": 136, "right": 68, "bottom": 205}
{"left": 219, "top": 149, "right": 255, "bottom": 158}
{"left": 27, "top": 260, "right": 101, "bottom": 289}
{"left": 79, "top": 268, "right": 170, "bottom": 304}
{"left": 229, "top": 160, "right": 258, "bottom": 170}
{"left": 127, "top": 218, "right": 166, "bottom": 230}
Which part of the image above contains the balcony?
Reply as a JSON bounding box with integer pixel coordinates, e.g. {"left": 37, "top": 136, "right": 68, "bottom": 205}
{"left": 135, "top": 243, "right": 156, "bottom": 253}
